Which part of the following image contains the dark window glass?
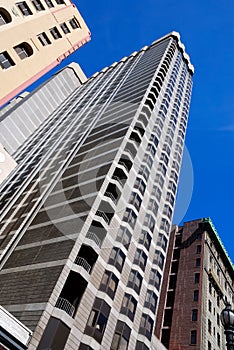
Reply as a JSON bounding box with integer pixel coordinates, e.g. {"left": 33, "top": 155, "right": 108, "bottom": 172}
{"left": 139, "top": 314, "right": 154, "bottom": 340}
{"left": 55, "top": 0, "right": 65, "bottom": 3}
{"left": 111, "top": 321, "right": 131, "bottom": 350}
{"left": 149, "top": 269, "right": 161, "bottom": 290}
{"left": 123, "top": 208, "right": 137, "bottom": 229}
{"left": 16, "top": 2, "right": 33, "bottom": 16}
{"left": 0, "top": 8, "right": 12, "bottom": 25}
{"left": 108, "top": 247, "right": 125, "bottom": 272}
{"left": 31, "top": 0, "right": 45, "bottom": 11}
{"left": 69, "top": 18, "right": 80, "bottom": 29}
{"left": 144, "top": 290, "right": 158, "bottom": 313}
{"left": 45, "top": 0, "right": 54, "bottom": 7}
{"left": 99, "top": 270, "right": 119, "bottom": 298}
{"left": 192, "top": 309, "right": 198, "bottom": 321}
{"left": 37, "top": 32, "right": 51, "bottom": 46}
{"left": 14, "top": 42, "right": 33, "bottom": 59}
{"left": 194, "top": 273, "right": 200, "bottom": 284}
{"left": 191, "top": 330, "right": 197, "bottom": 345}
{"left": 194, "top": 290, "right": 199, "bottom": 301}
{"left": 196, "top": 245, "right": 201, "bottom": 253}
{"left": 121, "top": 293, "right": 137, "bottom": 321}
{"left": 139, "top": 230, "right": 151, "bottom": 251}
{"left": 133, "top": 248, "right": 147, "bottom": 271}
{"left": 0, "top": 51, "right": 15, "bottom": 69}
{"left": 50, "top": 26, "right": 62, "bottom": 39}
{"left": 85, "top": 298, "right": 111, "bottom": 343}
{"left": 136, "top": 341, "right": 149, "bottom": 350}
{"left": 127, "top": 270, "right": 142, "bottom": 294}
{"left": 196, "top": 258, "right": 201, "bottom": 267}
{"left": 116, "top": 226, "right": 131, "bottom": 249}
{"left": 60, "top": 22, "right": 71, "bottom": 34}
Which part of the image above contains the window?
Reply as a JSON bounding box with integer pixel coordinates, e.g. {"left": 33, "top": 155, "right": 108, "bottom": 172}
{"left": 133, "top": 249, "right": 147, "bottom": 271}
{"left": 157, "top": 233, "right": 168, "bottom": 252}
{"left": 0, "top": 51, "right": 15, "bottom": 70}
{"left": 109, "top": 247, "right": 125, "bottom": 272}
{"left": 194, "top": 290, "right": 199, "bottom": 301}
{"left": 190, "top": 330, "right": 197, "bottom": 345}
{"left": 37, "top": 32, "right": 51, "bottom": 46}
{"left": 136, "top": 342, "right": 149, "bottom": 350}
{"left": 208, "top": 341, "right": 211, "bottom": 350}
{"left": 16, "top": 2, "right": 33, "bottom": 16}
{"left": 196, "top": 258, "right": 201, "bottom": 267}
{"left": 139, "top": 230, "right": 151, "bottom": 250}
{"left": 194, "top": 273, "right": 200, "bottom": 284}
{"left": 14, "top": 42, "right": 33, "bottom": 60}
{"left": 144, "top": 214, "right": 155, "bottom": 233}
{"left": 209, "top": 282, "right": 212, "bottom": 294}
{"left": 144, "top": 290, "right": 158, "bottom": 313}
{"left": 0, "top": 8, "right": 12, "bottom": 25}
{"left": 50, "top": 26, "right": 62, "bottom": 39}
{"left": 99, "top": 270, "right": 118, "bottom": 298}
{"left": 69, "top": 17, "right": 80, "bottom": 29}
{"left": 134, "top": 177, "right": 146, "bottom": 195}
{"left": 129, "top": 192, "right": 142, "bottom": 211}
{"left": 121, "top": 293, "right": 137, "bottom": 321}
{"left": 196, "top": 245, "right": 201, "bottom": 253}
{"left": 217, "top": 313, "right": 220, "bottom": 326}
{"left": 60, "top": 22, "right": 71, "bottom": 34}
{"left": 160, "top": 218, "right": 170, "bottom": 232}
{"left": 55, "top": 0, "right": 65, "bottom": 3}
{"left": 139, "top": 314, "right": 154, "bottom": 340}
{"left": 31, "top": 0, "right": 45, "bottom": 11}
{"left": 116, "top": 226, "right": 131, "bottom": 248}
{"left": 85, "top": 298, "right": 111, "bottom": 343}
{"left": 111, "top": 321, "right": 131, "bottom": 350}
{"left": 123, "top": 208, "right": 137, "bottom": 229}
{"left": 208, "top": 300, "right": 212, "bottom": 312}
{"left": 45, "top": 0, "right": 54, "bottom": 7}
{"left": 217, "top": 332, "right": 220, "bottom": 346}
{"left": 192, "top": 309, "right": 198, "bottom": 321}
{"left": 149, "top": 269, "right": 161, "bottom": 290}
{"left": 148, "top": 199, "right": 158, "bottom": 216}
{"left": 153, "top": 250, "right": 165, "bottom": 270}
{"left": 127, "top": 270, "right": 142, "bottom": 294}
{"left": 208, "top": 319, "right": 212, "bottom": 334}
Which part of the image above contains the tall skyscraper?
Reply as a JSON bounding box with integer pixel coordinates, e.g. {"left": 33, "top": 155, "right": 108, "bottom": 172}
{"left": 0, "top": 0, "right": 90, "bottom": 107}
{"left": 155, "top": 218, "right": 234, "bottom": 350}
{"left": 0, "top": 32, "right": 194, "bottom": 349}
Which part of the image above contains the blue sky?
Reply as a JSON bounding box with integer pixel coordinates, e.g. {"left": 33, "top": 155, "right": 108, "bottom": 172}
{"left": 29, "top": 0, "right": 234, "bottom": 261}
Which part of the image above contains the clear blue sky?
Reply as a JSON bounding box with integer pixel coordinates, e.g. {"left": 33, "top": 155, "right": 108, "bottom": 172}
{"left": 29, "top": 0, "right": 234, "bottom": 261}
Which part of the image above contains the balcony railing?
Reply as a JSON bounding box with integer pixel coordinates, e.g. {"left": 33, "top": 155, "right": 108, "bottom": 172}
{"left": 75, "top": 256, "right": 91, "bottom": 273}
{"left": 119, "top": 161, "right": 129, "bottom": 172}
{"left": 105, "top": 191, "right": 117, "bottom": 204}
{"left": 96, "top": 210, "right": 110, "bottom": 224}
{"left": 55, "top": 297, "right": 75, "bottom": 317}
{"left": 86, "top": 232, "right": 102, "bottom": 247}
{"left": 112, "top": 175, "right": 124, "bottom": 187}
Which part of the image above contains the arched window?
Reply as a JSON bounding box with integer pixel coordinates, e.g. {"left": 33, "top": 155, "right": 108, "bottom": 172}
{"left": 14, "top": 42, "right": 33, "bottom": 60}
{"left": 0, "top": 8, "right": 12, "bottom": 25}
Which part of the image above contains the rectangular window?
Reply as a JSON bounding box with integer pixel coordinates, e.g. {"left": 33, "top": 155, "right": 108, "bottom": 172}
{"left": 196, "top": 244, "right": 201, "bottom": 253}
{"left": 193, "top": 290, "right": 199, "bottom": 301}
{"left": 16, "top": 2, "right": 33, "bottom": 16}
{"left": 108, "top": 247, "right": 125, "bottom": 272}
{"left": 127, "top": 270, "right": 142, "bottom": 294}
{"left": 194, "top": 273, "right": 200, "bottom": 284}
{"left": 37, "top": 32, "right": 51, "bottom": 46}
{"left": 111, "top": 321, "right": 131, "bottom": 350}
{"left": 60, "top": 22, "right": 71, "bottom": 34}
{"left": 139, "top": 314, "right": 154, "bottom": 341}
{"left": 190, "top": 330, "right": 197, "bottom": 345}
{"left": 196, "top": 258, "right": 201, "bottom": 267}
{"left": 99, "top": 270, "right": 118, "bottom": 299}
{"left": 134, "top": 249, "right": 147, "bottom": 271}
{"left": 121, "top": 293, "right": 137, "bottom": 321}
{"left": 55, "top": 0, "right": 65, "bottom": 3}
{"left": 45, "top": 0, "right": 54, "bottom": 7}
{"left": 208, "top": 319, "right": 212, "bottom": 334}
{"left": 31, "top": 0, "right": 45, "bottom": 11}
{"left": 0, "top": 51, "right": 15, "bottom": 69}
{"left": 69, "top": 18, "right": 80, "bottom": 29}
{"left": 192, "top": 309, "right": 198, "bottom": 321}
{"left": 50, "top": 27, "right": 62, "bottom": 39}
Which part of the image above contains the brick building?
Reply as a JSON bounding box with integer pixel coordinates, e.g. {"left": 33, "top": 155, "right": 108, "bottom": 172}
{"left": 155, "top": 218, "right": 234, "bottom": 350}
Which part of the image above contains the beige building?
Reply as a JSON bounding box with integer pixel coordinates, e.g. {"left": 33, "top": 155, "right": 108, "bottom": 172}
{"left": 0, "top": 0, "right": 90, "bottom": 107}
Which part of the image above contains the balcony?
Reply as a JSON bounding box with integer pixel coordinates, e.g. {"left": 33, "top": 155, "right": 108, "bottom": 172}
{"left": 86, "top": 231, "right": 102, "bottom": 247}
{"left": 130, "top": 130, "right": 141, "bottom": 144}
{"left": 55, "top": 297, "right": 75, "bottom": 317}
{"left": 96, "top": 210, "right": 110, "bottom": 224}
{"left": 112, "top": 167, "right": 127, "bottom": 187}
{"left": 55, "top": 271, "right": 88, "bottom": 318}
{"left": 124, "top": 142, "right": 137, "bottom": 159}
{"left": 105, "top": 191, "right": 117, "bottom": 204}
{"left": 75, "top": 256, "right": 91, "bottom": 273}
{"left": 118, "top": 157, "right": 132, "bottom": 172}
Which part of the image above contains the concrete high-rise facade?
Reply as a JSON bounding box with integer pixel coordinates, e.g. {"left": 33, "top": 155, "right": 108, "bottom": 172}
{"left": 0, "top": 0, "right": 90, "bottom": 107}
{"left": 155, "top": 218, "right": 234, "bottom": 350}
{"left": 0, "top": 32, "right": 193, "bottom": 349}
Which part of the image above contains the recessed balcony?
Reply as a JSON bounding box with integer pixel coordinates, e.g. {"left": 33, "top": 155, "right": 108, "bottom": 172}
{"left": 55, "top": 297, "right": 75, "bottom": 317}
